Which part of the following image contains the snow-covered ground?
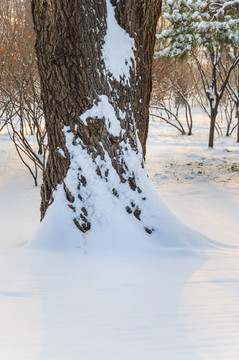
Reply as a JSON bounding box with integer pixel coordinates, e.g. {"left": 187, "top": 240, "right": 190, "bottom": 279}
{"left": 0, "top": 110, "right": 239, "bottom": 359}
{"left": 148, "top": 109, "right": 239, "bottom": 246}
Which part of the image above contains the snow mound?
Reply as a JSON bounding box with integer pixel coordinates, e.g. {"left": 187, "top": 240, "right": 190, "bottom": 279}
{"left": 29, "top": 173, "right": 219, "bottom": 254}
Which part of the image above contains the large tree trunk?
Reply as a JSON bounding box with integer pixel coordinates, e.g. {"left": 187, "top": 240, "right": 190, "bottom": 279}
{"left": 32, "top": 0, "right": 161, "bottom": 231}
{"left": 30, "top": 1, "right": 214, "bottom": 251}
{"left": 31, "top": 0, "right": 163, "bottom": 244}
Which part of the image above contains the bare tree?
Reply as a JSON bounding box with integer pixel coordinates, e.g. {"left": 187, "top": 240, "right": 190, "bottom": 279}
{"left": 0, "top": 0, "right": 47, "bottom": 185}
{"left": 193, "top": 49, "right": 239, "bottom": 147}
{"left": 223, "top": 60, "right": 239, "bottom": 142}
{"left": 151, "top": 58, "right": 195, "bottom": 135}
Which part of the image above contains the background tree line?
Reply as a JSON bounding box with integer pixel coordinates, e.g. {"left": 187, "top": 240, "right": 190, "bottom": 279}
{"left": 0, "top": 0, "right": 46, "bottom": 185}
{"left": 0, "top": 0, "right": 239, "bottom": 187}
{"left": 155, "top": 0, "right": 239, "bottom": 147}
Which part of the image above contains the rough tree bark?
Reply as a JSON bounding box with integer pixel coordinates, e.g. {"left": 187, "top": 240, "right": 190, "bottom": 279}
{"left": 32, "top": 0, "right": 161, "bottom": 236}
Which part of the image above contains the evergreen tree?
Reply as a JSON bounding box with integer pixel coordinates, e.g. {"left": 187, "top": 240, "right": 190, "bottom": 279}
{"left": 158, "top": 0, "right": 239, "bottom": 147}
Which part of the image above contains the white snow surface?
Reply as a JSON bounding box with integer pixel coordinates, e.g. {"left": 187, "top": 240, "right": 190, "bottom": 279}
{"left": 1, "top": 110, "right": 239, "bottom": 359}
{"left": 102, "top": 0, "right": 135, "bottom": 81}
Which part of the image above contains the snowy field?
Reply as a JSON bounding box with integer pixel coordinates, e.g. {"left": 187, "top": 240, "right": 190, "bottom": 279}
{"left": 0, "top": 110, "right": 239, "bottom": 359}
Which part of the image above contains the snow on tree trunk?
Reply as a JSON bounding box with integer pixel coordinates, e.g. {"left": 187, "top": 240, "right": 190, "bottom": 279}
{"left": 30, "top": 0, "right": 215, "bottom": 251}
{"left": 31, "top": 0, "right": 163, "bottom": 240}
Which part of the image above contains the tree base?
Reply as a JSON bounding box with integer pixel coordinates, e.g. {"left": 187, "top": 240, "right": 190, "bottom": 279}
{"left": 29, "top": 172, "right": 218, "bottom": 253}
